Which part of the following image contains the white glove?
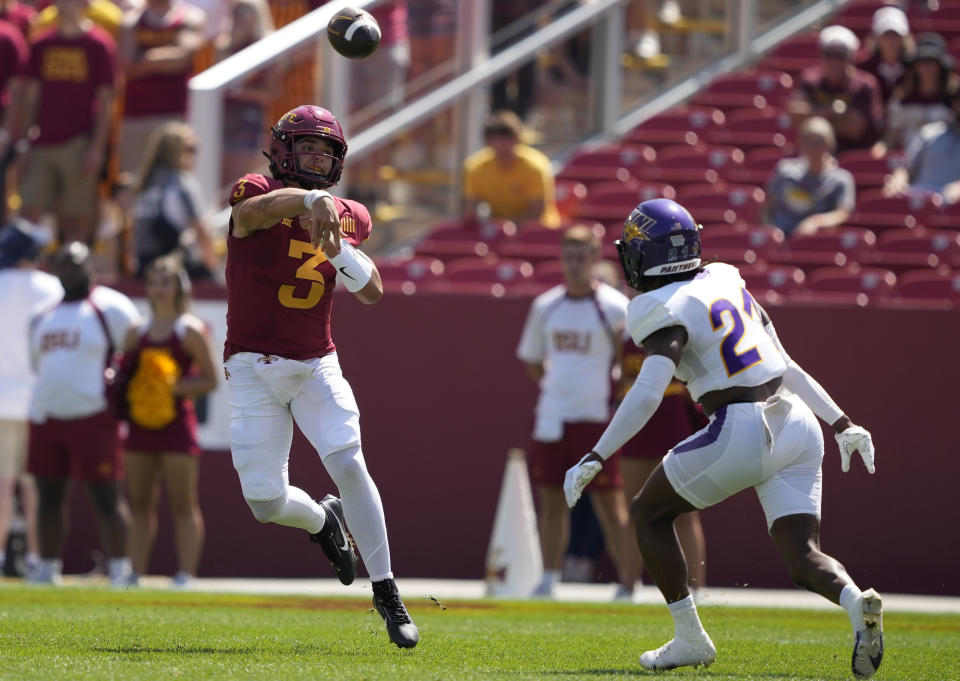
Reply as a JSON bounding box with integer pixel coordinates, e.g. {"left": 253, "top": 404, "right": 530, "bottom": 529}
{"left": 835, "top": 426, "right": 876, "bottom": 474}
{"left": 563, "top": 453, "right": 603, "bottom": 508}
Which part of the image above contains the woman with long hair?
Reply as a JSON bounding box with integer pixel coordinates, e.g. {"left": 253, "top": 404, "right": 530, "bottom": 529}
{"left": 131, "top": 122, "right": 217, "bottom": 278}
{"left": 122, "top": 255, "right": 218, "bottom": 586}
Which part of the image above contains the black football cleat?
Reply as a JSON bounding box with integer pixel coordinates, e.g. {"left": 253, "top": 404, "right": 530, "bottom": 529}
{"left": 372, "top": 578, "right": 419, "bottom": 648}
{"left": 309, "top": 495, "right": 357, "bottom": 585}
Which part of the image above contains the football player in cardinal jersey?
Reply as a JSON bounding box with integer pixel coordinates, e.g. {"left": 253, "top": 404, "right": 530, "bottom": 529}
{"left": 562, "top": 199, "right": 883, "bottom": 678}
{"left": 223, "top": 105, "right": 417, "bottom": 648}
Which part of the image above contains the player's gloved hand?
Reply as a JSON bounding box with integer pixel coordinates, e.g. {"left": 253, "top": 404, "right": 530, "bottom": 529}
{"left": 835, "top": 425, "right": 876, "bottom": 474}
{"left": 563, "top": 453, "right": 603, "bottom": 508}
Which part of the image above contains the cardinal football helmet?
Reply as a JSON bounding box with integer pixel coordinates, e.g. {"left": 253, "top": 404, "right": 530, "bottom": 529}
{"left": 265, "top": 105, "right": 348, "bottom": 189}
{"left": 616, "top": 198, "right": 702, "bottom": 291}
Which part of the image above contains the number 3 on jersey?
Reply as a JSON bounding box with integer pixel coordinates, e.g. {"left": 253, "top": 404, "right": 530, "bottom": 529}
{"left": 709, "top": 289, "right": 762, "bottom": 377}
{"left": 278, "top": 239, "right": 327, "bottom": 309}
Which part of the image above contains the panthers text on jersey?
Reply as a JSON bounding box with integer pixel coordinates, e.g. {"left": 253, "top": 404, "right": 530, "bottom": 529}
{"left": 626, "top": 263, "right": 787, "bottom": 401}
{"left": 224, "top": 173, "right": 372, "bottom": 361}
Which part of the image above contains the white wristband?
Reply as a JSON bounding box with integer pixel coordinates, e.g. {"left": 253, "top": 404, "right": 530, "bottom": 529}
{"left": 303, "top": 189, "right": 332, "bottom": 210}
{"left": 328, "top": 242, "right": 373, "bottom": 292}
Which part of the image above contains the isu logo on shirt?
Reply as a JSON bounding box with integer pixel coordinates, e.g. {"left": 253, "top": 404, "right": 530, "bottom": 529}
{"left": 42, "top": 47, "right": 89, "bottom": 82}
{"left": 41, "top": 330, "right": 81, "bottom": 352}
{"left": 553, "top": 331, "right": 591, "bottom": 353}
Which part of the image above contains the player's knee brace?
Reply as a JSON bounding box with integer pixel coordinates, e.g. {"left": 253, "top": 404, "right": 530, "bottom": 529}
{"left": 323, "top": 444, "right": 369, "bottom": 491}
{"left": 245, "top": 494, "right": 287, "bottom": 524}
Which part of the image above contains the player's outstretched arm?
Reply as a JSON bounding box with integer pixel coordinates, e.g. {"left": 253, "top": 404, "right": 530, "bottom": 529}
{"left": 758, "top": 305, "right": 876, "bottom": 474}
{"left": 563, "top": 325, "right": 684, "bottom": 507}
{"left": 232, "top": 188, "right": 338, "bottom": 238}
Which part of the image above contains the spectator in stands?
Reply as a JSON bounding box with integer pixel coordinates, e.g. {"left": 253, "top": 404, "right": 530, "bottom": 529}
{"left": 516, "top": 224, "right": 631, "bottom": 598}
{"left": 123, "top": 255, "right": 217, "bottom": 588}
{"left": 0, "top": 18, "right": 28, "bottom": 225}
{"left": 616, "top": 328, "right": 708, "bottom": 602}
{"left": 27, "top": 241, "right": 141, "bottom": 586}
{"left": 463, "top": 110, "right": 561, "bottom": 228}
{"left": 215, "top": 0, "right": 275, "bottom": 184}
{"left": 789, "top": 25, "right": 884, "bottom": 154}
{"left": 117, "top": 0, "right": 205, "bottom": 175}
{"left": 490, "top": 1, "right": 542, "bottom": 122}
{"left": 16, "top": 0, "right": 117, "bottom": 245}
{"left": 884, "top": 88, "right": 960, "bottom": 202}
{"left": 131, "top": 121, "right": 216, "bottom": 278}
{"left": 857, "top": 5, "right": 912, "bottom": 107}
{"left": 764, "top": 117, "right": 856, "bottom": 237}
{"left": 0, "top": 221, "right": 62, "bottom": 578}
{"left": 884, "top": 32, "right": 959, "bottom": 151}
{"left": 0, "top": 0, "right": 36, "bottom": 38}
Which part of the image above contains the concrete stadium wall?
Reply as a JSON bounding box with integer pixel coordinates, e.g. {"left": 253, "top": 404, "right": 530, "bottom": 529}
{"left": 60, "top": 292, "right": 959, "bottom": 595}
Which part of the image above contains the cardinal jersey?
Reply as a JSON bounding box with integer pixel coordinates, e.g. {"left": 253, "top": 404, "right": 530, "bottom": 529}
{"left": 224, "top": 173, "right": 372, "bottom": 361}
{"left": 626, "top": 263, "right": 786, "bottom": 402}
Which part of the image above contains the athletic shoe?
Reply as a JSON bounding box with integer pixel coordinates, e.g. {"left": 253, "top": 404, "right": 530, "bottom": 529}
{"left": 639, "top": 633, "right": 717, "bottom": 670}
{"left": 372, "top": 578, "right": 419, "bottom": 648}
{"left": 171, "top": 571, "right": 192, "bottom": 589}
{"left": 851, "top": 588, "right": 883, "bottom": 678}
{"left": 530, "top": 579, "right": 555, "bottom": 599}
{"left": 309, "top": 495, "right": 357, "bottom": 585}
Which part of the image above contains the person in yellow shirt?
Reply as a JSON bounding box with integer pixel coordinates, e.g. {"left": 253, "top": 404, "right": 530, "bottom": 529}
{"left": 32, "top": 0, "right": 124, "bottom": 37}
{"left": 463, "top": 110, "right": 561, "bottom": 228}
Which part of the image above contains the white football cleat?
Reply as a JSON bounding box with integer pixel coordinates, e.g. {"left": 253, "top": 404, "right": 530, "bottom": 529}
{"left": 851, "top": 588, "right": 884, "bottom": 678}
{"left": 639, "top": 633, "right": 717, "bottom": 670}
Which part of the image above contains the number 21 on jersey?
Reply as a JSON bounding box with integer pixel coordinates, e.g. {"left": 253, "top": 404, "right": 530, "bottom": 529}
{"left": 709, "top": 288, "right": 763, "bottom": 377}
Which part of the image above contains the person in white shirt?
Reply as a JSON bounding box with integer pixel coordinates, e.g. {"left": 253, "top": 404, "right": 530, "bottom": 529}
{"left": 516, "top": 224, "right": 631, "bottom": 598}
{"left": 0, "top": 221, "right": 63, "bottom": 577}
{"left": 564, "top": 199, "right": 882, "bottom": 679}
{"left": 27, "top": 242, "right": 142, "bottom": 586}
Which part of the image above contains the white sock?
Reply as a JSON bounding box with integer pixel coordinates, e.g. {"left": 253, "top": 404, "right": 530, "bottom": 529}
{"left": 840, "top": 583, "right": 864, "bottom": 631}
{"left": 109, "top": 557, "right": 131, "bottom": 582}
{"left": 324, "top": 446, "right": 393, "bottom": 581}
{"left": 542, "top": 569, "right": 561, "bottom": 588}
{"left": 668, "top": 595, "right": 706, "bottom": 638}
{"left": 246, "top": 486, "right": 326, "bottom": 534}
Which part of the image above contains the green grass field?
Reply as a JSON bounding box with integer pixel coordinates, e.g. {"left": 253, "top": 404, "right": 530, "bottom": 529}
{"left": 1, "top": 584, "right": 958, "bottom": 681}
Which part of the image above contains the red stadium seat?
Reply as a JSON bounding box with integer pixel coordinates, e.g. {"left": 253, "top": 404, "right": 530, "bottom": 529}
{"left": 846, "top": 190, "right": 944, "bottom": 232}
{"left": 555, "top": 179, "right": 588, "bottom": 220}
{"left": 624, "top": 106, "right": 726, "bottom": 149}
{"left": 691, "top": 71, "right": 795, "bottom": 113}
{"left": 374, "top": 256, "right": 445, "bottom": 294}
{"left": 927, "top": 199, "right": 960, "bottom": 229}
{"left": 836, "top": 150, "right": 903, "bottom": 192}
{"left": 675, "top": 183, "right": 766, "bottom": 224}
{"left": 730, "top": 147, "right": 792, "bottom": 185}
{"left": 417, "top": 257, "right": 536, "bottom": 296}
{"left": 797, "top": 264, "right": 897, "bottom": 305}
{"left": 497, "top": 222, "right": 605, "bottom": 261}
{"left": 556, "top": 144, "right": 657, "bottom": 188}
{"left": 738, "top": 263, "right": 806, "bottom": 303}
{"left": 892, "top": 268, "right": 960, "bottom": 303}
{"left": 701, "top": 223, "right": 786, "bottom": 260}
{"left": 769, "top": 227, "right": 877, "bottom": 270}
{"left": 867, "top": 228, "right": 960, "bottom": 272}
{"left": 640, "top": 144, "right": 746, "bottom": 186}
{"left": 577, "top": 181, "right": 676, "bottom": 222}
{"left": 912, "top": 6, "right": 960, "bottom": 40}
{"left": 706, "top": 107, "right": 795, "bottom": 151}
{"left": 756, "top": 33, "right": 820, "bottom": 79}
{"left": 414, "top": 219, "right": 516, "bottom": 262}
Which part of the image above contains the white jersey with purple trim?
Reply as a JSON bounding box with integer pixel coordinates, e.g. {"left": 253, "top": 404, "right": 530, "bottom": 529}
{"left": 626, "top": 263, "right": 786, "bottom": 402}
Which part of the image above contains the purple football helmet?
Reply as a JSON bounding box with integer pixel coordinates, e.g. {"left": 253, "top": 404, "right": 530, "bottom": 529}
{"left": 616, "top": 198, "right": 702, "bottom": 290}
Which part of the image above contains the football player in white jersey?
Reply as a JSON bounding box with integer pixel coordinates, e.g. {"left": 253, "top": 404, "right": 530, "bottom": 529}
{"left": 562, "top": 199, "right": 882, "bottom": 679}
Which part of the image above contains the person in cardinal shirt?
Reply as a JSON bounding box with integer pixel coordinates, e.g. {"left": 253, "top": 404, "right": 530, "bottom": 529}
{"left": 223, "top": 104, "right": 418, "bottom": 649}
{"left": 26, "top": 241, "right": 141, "bottom": 586}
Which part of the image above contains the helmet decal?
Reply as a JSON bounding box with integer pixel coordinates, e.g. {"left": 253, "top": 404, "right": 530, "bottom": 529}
{"left": 616, "top": 198, "right": 702, "bottom": 290}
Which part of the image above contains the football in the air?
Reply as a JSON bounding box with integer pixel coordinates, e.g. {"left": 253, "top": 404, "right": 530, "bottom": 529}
{"left": 327, "top": 7, "right": 381, "bottom": 59}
